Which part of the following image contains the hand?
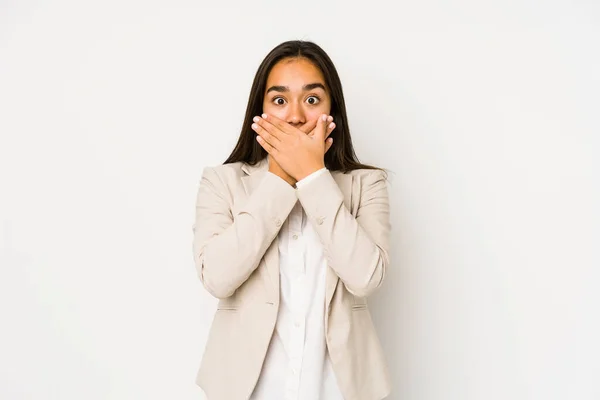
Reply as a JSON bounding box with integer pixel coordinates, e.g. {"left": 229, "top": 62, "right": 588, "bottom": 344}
{"left": 267, "top": 158, "right": 296, "bottom": 186}
{"left": 300, "top": 114, "right": 335, "bottom": 137}
{"left": 269, "top": 115, "right": 335, "bottom": 185}
{"left": 252, "top": 113, "right": 335, "bottom": 182}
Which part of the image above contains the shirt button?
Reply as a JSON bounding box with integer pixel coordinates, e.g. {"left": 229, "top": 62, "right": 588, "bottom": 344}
{"left": 316, "top": 217, "right": 324, "bottom": 225}
{"left": 275, "top": 218, "right": 282, "bottom": 227}
{"left": 292, "top": 234, "right": 298, "bottom": 240}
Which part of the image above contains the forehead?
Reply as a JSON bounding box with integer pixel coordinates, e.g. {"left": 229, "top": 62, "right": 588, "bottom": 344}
{"left": 266, "top": 57, "right": 326, "bottom": 88}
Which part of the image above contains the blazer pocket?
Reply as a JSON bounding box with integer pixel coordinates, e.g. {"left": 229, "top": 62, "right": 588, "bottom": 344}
{"left": 216, "top": 290, "right": 239, "bottom": 311}
{"left": 352, "top": 295, "right": 368, "bottom": 310}
{"left": 216, "top": 305, "right": 238, "bottom": 311}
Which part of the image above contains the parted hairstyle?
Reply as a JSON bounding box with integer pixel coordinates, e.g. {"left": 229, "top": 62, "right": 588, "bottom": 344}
{"left": 223, "top": 40, "right": 386, "bottom": 176}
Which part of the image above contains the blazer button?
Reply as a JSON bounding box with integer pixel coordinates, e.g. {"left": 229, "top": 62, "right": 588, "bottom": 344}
{"left": 317, "top": 217, "right": 324, "bottom": 225}
{"left": 275, "top": 218, "right": 282, "bottom": 227}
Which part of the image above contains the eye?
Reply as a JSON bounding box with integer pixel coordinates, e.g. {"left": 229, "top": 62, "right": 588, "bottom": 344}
{"left": 273, "top": 97, "right": 286, "bottom": 106}
{"left": 306, "top": 96, "right": 320, "bottom": 105}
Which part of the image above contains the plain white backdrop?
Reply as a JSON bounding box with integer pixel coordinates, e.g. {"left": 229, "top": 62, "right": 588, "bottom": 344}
{"left": 1, "top": 1, "right": 599, "bottom": 399}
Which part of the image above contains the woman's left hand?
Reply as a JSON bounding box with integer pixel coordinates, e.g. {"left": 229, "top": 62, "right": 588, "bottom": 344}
{"left": 252, "top": 113, "right": 334, "bottom": 181}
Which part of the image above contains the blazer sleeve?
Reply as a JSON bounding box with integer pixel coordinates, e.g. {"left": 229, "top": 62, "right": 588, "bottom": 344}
{"left": 296, "top": 169, "right": 391, "bottom": 298}
{"left": 192, "top": 166, "right": 298, "bottom": 299}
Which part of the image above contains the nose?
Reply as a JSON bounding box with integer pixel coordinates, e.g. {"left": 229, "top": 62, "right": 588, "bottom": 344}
{"left": 286, "top": 101, "right": 305, "bottom": 127}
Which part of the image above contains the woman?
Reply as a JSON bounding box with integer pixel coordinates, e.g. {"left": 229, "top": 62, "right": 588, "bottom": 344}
{"left": 192, "top": 40, "right": 391, "bottom": 400}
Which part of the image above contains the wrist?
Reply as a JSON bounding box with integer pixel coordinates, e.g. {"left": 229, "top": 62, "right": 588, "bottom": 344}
{"left": 295, "top": 164, "right": 325, "bottom": 182}
{"left": 269, "top": 167, "right": 297, "bottom": 187}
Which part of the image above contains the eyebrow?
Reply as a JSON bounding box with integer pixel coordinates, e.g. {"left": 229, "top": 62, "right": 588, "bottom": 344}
{"left": 265, "top": 82, "right": 326, "bottom": 94}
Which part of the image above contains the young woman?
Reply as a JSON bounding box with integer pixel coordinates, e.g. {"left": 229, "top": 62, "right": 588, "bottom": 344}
{"left": 192, "top": 40, "right": 391, "bottom": 400}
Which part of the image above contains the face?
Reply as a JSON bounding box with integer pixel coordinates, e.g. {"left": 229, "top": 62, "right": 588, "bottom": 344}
{"left": 262, "top": 57, "right": 331, "bottom": 133}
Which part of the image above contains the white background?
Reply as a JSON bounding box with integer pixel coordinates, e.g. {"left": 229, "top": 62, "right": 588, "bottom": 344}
{"left": 1, "top": 1, "right": 599, "bottom": 399}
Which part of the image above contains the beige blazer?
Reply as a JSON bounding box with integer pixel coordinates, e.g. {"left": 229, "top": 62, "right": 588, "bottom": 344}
{"left": 192, "top": 157, "right": 392, "bottom": 400}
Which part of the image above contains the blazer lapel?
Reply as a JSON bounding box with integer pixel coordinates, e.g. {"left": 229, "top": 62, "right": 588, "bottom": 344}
{"left": 240, "top": 157, "right": 354, "bottom": 308}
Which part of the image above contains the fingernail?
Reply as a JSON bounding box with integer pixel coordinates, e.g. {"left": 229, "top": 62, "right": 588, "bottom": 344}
{"left": 327, "top": 115, "right": 333, "bottom": 122}
{"left": 253, "top": 116, "right": 260, "bottom": 122}
{"left": 252, "top": 123, "right": 258, "bottom": 129}
{"left": 328, "top": 122, "right": 335, "bottom": 129}
{"left": 262, "top": 113, "right": 267, "bottom": 119}
{"left": 321, "top": 114, "right": 327, "bottom": 121}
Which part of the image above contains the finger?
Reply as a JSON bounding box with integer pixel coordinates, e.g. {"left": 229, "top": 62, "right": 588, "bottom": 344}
{"left": 325, "top": 121, "right": 336, "bottom": 138}
{"left": 251, "top": 119, "right": 280, "bottom": 148}
{"left": 301, "top": 118, "right": 319, "bottom": 135}
{"left": 256, "top": 135, "right": 278, "bottom": 155}
{"left": 309, "top": 115, "right": 334, "bottom": 138}
{"left": 253, "top": 115, "right": 284, "bottom": 142}
{"left": 314, "top": 114, "right": 328, "bottom": 140}
{"left": 260, "top": 113, "right": 296, "bottom": 136}
{"left": 325, "top": 137, "right": 333, "bottom": 153}
{"left": 313, "top": 124, "right": 334, "bottom": 138}
{"left": 310, "top": 125, "right": 335, "bottom": 139}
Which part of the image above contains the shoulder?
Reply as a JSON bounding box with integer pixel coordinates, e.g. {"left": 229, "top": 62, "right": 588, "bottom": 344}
{"left": 344, "top": 169, "right": 390, "bottom": 206}
{"left": 196, "top": 162, "right": 248, "bottom": 205}
{"left": 200, "top": 161, "right": 246, "bottom": 183}
{"left": 345, "top": 168, "right": 389, "bottom": 186}
{"left": 344, "top": 169, "right": 390, "bottom": 212}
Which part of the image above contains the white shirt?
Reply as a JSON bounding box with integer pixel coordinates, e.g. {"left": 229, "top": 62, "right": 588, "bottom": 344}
{"left": 249, "top": 165, "right": 345, "bottom": 400}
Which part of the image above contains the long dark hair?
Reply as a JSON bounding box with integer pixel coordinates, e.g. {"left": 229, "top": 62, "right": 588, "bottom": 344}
{"left": 223, "top": 40, "right": 386, "bottom": 175}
